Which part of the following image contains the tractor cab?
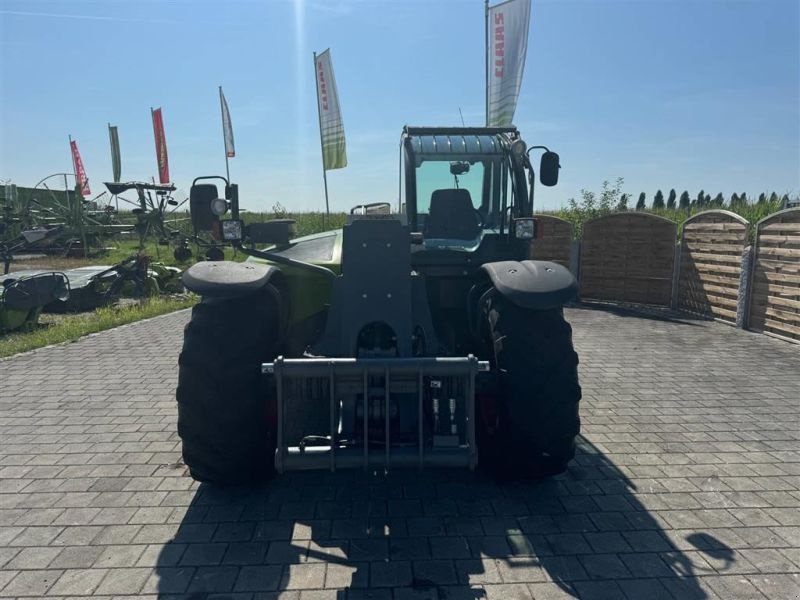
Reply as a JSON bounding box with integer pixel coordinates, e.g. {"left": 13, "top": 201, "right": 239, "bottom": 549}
{"left": 400, "top": 126, "right": 560, "bottom": 254}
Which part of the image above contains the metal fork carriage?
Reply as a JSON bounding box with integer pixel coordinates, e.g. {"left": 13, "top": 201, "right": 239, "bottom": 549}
{"left": 264, "top": 356, "right": 490, "bottom": 472}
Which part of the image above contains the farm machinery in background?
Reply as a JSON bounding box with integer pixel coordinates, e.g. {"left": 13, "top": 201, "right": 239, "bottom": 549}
{"left": 176, "top": 125, "right": 582, "bottom": 485}
{"left": 1, "top": 175, "right": 201, "bottom": 265}
{"left": 7, "top": 257, "right": 183, "bottom": 313}
{"left": 103, "top": 181, "right": 197, "bottom": 261}
{"left": 1, "top": 182, "right": 70, "bottom": 333}
{"left": 0, "top": 270, "right": 70, "bottom": 334}
{"left": 1, "top": 255, "right": 183, "bottom": 334}
{"left": 1, "top": 177, "right": 184, "bottom": 333}
{"left": 103, "top": 180, "right": 229, "bottom": 262}
{"left": 1, "top": 175, "right": 130, "bottom": 258}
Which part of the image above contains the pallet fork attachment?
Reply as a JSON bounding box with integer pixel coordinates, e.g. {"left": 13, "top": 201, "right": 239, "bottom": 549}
{"left": 262, "top": 356, "right": 490, "bottom": 472}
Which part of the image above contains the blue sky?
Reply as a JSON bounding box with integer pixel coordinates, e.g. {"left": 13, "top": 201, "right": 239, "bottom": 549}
{"left": 1, "top": 0, "right": 798, "bottom": 212}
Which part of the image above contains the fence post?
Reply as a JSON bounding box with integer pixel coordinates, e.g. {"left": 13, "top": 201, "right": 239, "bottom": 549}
{"left": 670, "top": 241, "right": 682, "bottom": 310}
{"left": 569, "top": 240, "right": 581, "bottom": 279}
{"left": 737, "top": 245, "right": 754, "bottom": 329}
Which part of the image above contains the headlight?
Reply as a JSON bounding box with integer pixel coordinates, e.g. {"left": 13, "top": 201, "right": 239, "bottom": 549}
{"left": 514, "top": 218, "right": 537, "bottom": 240}
{"left": 210, "top": 197, "right": 229, "bottom": 216}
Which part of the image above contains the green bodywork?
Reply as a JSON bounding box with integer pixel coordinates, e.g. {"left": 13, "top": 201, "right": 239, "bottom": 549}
{"left": 246, "top": 229, "right": 343, "bottom": 325}
{"left": 0, "top": 305, "right": 42, "bottom": 334}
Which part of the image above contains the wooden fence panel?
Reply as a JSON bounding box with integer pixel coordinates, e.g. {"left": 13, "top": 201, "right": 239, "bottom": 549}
{"left": 678, "top": 210, "right": 749, "bottom": 323}
{"left": 580, "top": 213, "right": 677, "bottom": 306}
{"left": 529, "top": 215, "right": 573, "bottom": 269}
{"left": 748, "top": 208, "right": 800, "bottom": 342}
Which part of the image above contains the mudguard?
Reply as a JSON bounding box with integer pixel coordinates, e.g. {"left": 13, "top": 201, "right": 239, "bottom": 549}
{"left": 183, "top": 261, "right": 278, "bottom": 298}
{"left": 481, "top": 260, "right": 577, "bottom": 310}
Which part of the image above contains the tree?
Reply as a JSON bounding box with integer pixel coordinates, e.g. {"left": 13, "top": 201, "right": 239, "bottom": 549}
{"left": 781, "top": 194, "right": 790, "bottom": 207}
{"left": 740, "top": 192, "right": 748, "bottom": 204}
{"left": 616, "top": 193, "right": 629, "bottom": 211}
{"left": 769, "top": 192, "right": 779, "bottom": 204}
{"left": 696, "top": 189, "right": 706, "bottom": 207}
{"left": 667, "top": 189, "right": 677, "bottom": 209}
{"left": 705, "top": 193, "right": 712, "bottom": 205}
{"left": 565, "top": 178, "right": 625, "bottom": 238}
{"left": 758, "top": 193, "right": 767, "bottom": 204}
{"left": 598, "top": 177, "right": 624, "bottom": 213}
{"left": 636, "top": 192, "right": 646, "bottom": 210}
{"left": 679, "top": 190, "right": 691, "bottom": 209}
{"left": 713, "top": 193, "right": 724, "bottom": 206}
{"left": 653, "top": 189, "right": 665, "bottom": 209}
{"left": 730, "top": 193, "right": 740, "bottom": 207}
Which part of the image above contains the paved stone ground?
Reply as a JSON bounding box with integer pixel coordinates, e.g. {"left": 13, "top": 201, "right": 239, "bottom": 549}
{"left": 0, "top": 306, "right": 798, "bottom": 600}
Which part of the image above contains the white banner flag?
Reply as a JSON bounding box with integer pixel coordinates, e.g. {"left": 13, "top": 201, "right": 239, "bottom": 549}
{"left": 315, "top": 49, "right": 347, "bottom": 170}
{"left": 487, "top": 0, "right": 531, "bottom": 127}
{"left": 219, "top": 87, "right": 235, "bottom": 158}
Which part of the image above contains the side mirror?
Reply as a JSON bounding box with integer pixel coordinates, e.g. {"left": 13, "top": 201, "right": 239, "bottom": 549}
{"left": 189, "top": 183, "right": 220, "bottom": 232}
{"left": 539, "top": 151, "right": 560, "bottom": 187}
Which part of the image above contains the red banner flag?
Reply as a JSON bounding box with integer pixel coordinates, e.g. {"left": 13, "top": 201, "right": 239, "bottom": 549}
{"left": 151, "top": 107, "right": 170, "bottom": 183}
{"left": 69, "top": 139, "right": 91, "bottom": 197}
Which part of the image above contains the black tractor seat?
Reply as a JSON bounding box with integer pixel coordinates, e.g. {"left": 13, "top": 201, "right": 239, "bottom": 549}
{"left": 423, "top": 189, "right": 482, "bottom": 240}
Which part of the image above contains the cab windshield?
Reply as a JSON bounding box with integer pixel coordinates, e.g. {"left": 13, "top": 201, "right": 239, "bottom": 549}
{"left": 414, "top": 157, "right": 513, "bottom": 240}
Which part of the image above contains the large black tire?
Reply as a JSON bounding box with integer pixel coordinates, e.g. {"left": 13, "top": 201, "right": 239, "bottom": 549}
{"left": 481, "top": 295, "right": 581, "bottom": 478}
{"left": 176, "top": 288, "right": 281, "bottom": 485}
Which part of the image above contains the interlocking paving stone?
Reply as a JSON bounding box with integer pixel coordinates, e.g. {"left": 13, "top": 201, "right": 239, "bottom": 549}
{"left": 47, "top": 567, "right": 108, "bottom": 596}
{"left": 281, "top": 563, "right": 327, "bottom": 590}
{"left": 185, "top": 564, "right": 238, "bottom": 593}
{"left": 232, "top": 564, "right": 282, "bottom": 592}
{"left": 0, "top": 568, "right": 63, "bottom": 596}
{"left": 0, "top": 307, "right": 798, "bottom": 598}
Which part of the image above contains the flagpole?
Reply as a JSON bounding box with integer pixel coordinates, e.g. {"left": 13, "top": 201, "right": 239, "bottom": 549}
{"left": 485, "top": 0, "right": 490, "bottom": 126}
{"left": 313, "top": 51, "right": 331, "bottom": 229}
{"left": 68, "top": 134, "right": 74, "bottom": 183}
{"left": 150, "top": 107, "right": 154, "bottom": 185}
{"left": 219, "top": 86, "right": 231, "bottom": 183}
{"left": 67, "top": 134, "right": 75, "bottom": 212}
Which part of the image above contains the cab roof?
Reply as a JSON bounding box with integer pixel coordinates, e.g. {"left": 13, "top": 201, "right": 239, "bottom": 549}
{"left": 402, "top": 126, "right": 518, "bottom": 158}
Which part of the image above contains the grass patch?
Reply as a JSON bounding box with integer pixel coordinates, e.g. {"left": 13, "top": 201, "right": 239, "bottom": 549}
{"left": 0, "top": 295, "right": 197, "bottom": 359}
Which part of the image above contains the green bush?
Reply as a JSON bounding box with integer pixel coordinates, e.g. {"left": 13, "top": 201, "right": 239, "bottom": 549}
{"left": 558, "top": 178, "right": 625, "bottom": 238}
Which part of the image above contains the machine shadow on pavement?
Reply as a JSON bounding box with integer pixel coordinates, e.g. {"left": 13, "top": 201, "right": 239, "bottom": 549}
{"left": 155, "top": 437, "right": 732, "bottom": 599}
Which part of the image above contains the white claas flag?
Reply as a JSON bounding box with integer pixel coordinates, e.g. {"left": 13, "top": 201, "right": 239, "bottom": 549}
{"left": 315, "top": 49, "right": 347, "bottom": 170}
{"left": 487, "top": 0, "right": 532, "bottom": 126}
{"left": 219, "top": 87, "right": 235, "bottom": 158}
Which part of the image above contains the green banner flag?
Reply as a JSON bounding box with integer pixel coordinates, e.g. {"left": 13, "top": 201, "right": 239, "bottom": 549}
{"left": 108, "top": 124, "right": 121, "bottom": 183}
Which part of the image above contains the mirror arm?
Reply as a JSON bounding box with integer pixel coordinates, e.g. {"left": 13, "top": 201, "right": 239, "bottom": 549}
{"left": 226, "top": 183, "right": 240, "bottom": 220}
{"left": 236, "top": 244, "right": 337, "bottom": 282}
{"left": 526, "top": 145, "right": 550, "bottom": 156}
{"left": 528, "top": 166, "right": 535, "bottom": 214}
